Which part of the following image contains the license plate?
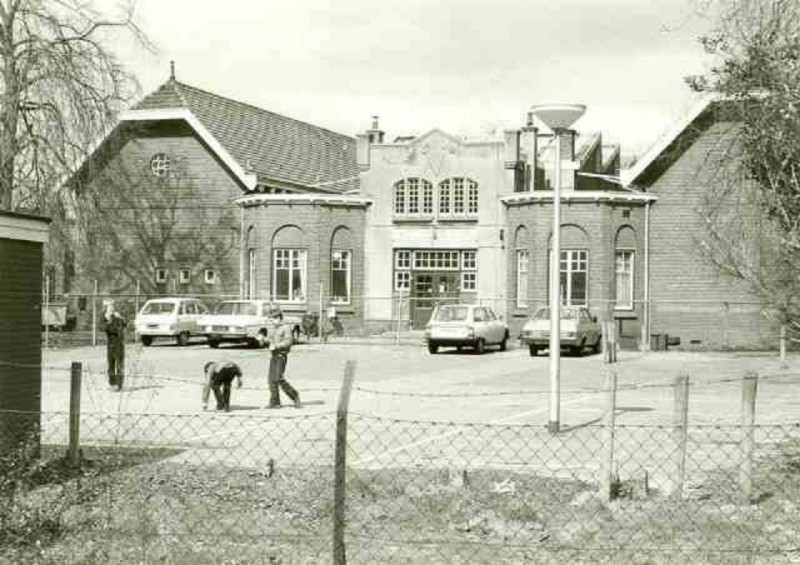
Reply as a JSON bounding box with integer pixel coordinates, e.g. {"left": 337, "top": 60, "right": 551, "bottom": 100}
{"left": 212, "top": 325, "right": 228, "bottom": 332}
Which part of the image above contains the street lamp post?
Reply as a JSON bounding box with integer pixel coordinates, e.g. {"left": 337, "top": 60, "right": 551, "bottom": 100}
{"left": 530, "top": 104, "right": 586, "bottom": 434}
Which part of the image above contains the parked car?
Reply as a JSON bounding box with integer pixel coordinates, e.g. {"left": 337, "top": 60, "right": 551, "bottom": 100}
{"left": 519, "top": 306, "right": 602, "bottom": 357}
{"left": 199, "top": 300, "right": 302, "bottom": 349}
{"left": 135, "top": 297, "right": 210, "bottom": 346}
{"left": 424, "top": 304, "right": 509, "bottom": 355}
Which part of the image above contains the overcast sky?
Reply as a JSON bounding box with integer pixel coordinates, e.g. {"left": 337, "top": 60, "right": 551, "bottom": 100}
{"left": 122, "top": 0, "right": 716, "bottom": 160}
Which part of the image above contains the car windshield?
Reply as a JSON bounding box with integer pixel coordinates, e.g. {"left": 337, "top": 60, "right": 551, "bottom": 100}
{"left": 531, "top": 307, "right": 578, "bottom": 320}
{"left": 215, "top": 302, "right": 258, "bottom": 316}
{"left": 141, "top": 302, "right": 176, "bottom": 315}
{"left": 434, "top": 306, "right": 469, "bottom": 322}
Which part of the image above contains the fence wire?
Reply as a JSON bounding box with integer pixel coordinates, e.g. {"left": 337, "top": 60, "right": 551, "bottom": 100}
{"left": 2, "top": 406, "right": 800, "bottom": 564}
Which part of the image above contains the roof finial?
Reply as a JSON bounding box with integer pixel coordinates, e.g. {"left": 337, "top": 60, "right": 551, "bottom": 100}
{"left": 170, "top": 60, "right": 176, "bottom": 81}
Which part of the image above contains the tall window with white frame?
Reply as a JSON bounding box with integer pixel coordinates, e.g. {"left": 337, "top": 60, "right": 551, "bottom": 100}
{"left": 273, "top": 249, "right": 307, "bottom": 302}
{"left": 549, "top": 249, "right": 588, "bottom": 306}
{"left": 516, "top": 249, "right": 529, "bottom": 308}
{"left": 246, "top": 249, "right": 256, "bottom": 299}
{"left": 460, "top": 250, "right": 477, "bottom": 292}
{"left": 438, "top": 178, "right": 479, "bottom": 219}
{"left": 331, "top": 250, "right": 352, "bottom": 304}
{"left": 394, "top": 250, "right": 411, "bottom": 292}
{"left": 615, "top": 250, "right": 634, "bottom": 309}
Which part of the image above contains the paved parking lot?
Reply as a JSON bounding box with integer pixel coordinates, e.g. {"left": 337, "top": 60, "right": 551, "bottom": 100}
{"left": 41, "top": 339, "right": 800, "bottom": 427}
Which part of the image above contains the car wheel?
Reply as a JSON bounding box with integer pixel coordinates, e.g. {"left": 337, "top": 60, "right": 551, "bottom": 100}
{"left": 474, "top": 338, "right": 485, "bottom": 355}
{"left": 208, "top": 338, "right": 220, "bottom": 349}
{"left": 428, "top": 342, "right": 438, "bottom": 354}
{"left": 499, "top": 331, "right": 509, "bottom": 352}
{"left": 571, "top": 337, "right": 586, "bottom": 357}
{"left": 141, "top": 336, "right": 153, "bottom": 347}
{"left": 248, "top": 338, "right": 261, "bottom": 348}
{"left": 176, "top": 331, "right": 190, "bottom": 347}
{"left": 592, "top": 337, "right": 602, "bottom": 354}
{"left": 529, "top": 344, "right": 538, "bottom": 357}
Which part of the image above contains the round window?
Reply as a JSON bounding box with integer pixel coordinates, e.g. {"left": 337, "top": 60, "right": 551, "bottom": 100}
{"left": 150, "top": 153, "right": 170, "bottom": 177}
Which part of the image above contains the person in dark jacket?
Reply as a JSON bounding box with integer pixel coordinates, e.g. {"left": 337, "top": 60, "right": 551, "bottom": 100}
{"left": 101, "top": 300, "right": 126, "bottom": 391}
{"left": 259, "top": 307, "right": 301, "bottom": 409}
{"left": 202, "top": 361, "right": 243, "bottom": 412}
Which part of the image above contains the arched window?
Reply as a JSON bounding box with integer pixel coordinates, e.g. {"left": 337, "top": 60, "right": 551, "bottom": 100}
{"left": 331, "top": 227, "right": 354, "bottom": 305}
{"left": 438, "top": 178, "right": 478, "bottom": 218}
{"left": 393, "top": 178, "right": 433, "bottom": 218}
{"left": 615, "top": 226, "right": 637, "bottom": 310}
{"left": 272, "top": 225, "right": 307, "bottom": 303}
{"left": 514, "top": 226, "right": 530, "bottom": 309}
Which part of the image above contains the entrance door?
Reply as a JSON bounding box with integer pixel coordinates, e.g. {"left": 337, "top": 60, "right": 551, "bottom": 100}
{"left": 411, "top": 272, "right": 460, "bottom": 329}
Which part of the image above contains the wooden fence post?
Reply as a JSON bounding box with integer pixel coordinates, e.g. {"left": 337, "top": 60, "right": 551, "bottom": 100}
{"left": 671, "top": 373, "right": 690, "bottom": 498}
{"left": 91, "top": 280, "right": 98, "bottom": 346}
{"left": 739, "top": 372, "right": 758, "bottom": 502}
{"left": 599, "top": 368, "right": 618, "bottom": 502}
{"left": 68, "top": 362, "right": 82, "bottom": 466}
{"left": 333, "top": 360, "right": 356, "bottom": 565}
{"left": 780, "top": 324, "right": 787, "bottom": 365}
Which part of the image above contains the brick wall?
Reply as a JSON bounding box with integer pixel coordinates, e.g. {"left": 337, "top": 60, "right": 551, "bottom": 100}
{"left": 645, "top": 120, "right": 773, "bottom": 349}
{"left": 69, "top": 120, "right": 244, "bottom": 320}
{"left": 504, "top": 200, "right": 646, "bottom": 340}
{"left": 242, "top": 200, "right": 367, "bottom": 333}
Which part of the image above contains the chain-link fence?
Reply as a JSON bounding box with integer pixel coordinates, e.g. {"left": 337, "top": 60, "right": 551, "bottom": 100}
{"left": 2, "top": 365, "right": 800, "bottom": 563}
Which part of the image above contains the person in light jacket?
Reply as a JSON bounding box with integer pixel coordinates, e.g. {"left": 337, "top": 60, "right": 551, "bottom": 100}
{"left": 260, "top": 307, "right": 301, "bottom": 409}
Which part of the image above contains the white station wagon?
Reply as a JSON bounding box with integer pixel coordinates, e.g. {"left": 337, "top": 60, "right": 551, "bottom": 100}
{"left": 135, "top": 298, "right": 210, "bottom": 347}
{"left": 199, "top": 300, "right": 302, "bottom": 349}
{"left": 424, "top": 304, "right": 510, "bottom": 355}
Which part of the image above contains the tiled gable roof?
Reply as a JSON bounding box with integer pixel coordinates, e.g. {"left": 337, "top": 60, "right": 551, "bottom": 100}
{"left": 133, "top": 80, "right": 358, "bottom": 192}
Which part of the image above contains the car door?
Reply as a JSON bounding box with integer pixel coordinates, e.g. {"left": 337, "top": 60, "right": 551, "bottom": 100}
{"left": 484, "top": 307, "right": 503, "bottom": 343}
{"left": 194, "top": 301, "right": 209, "bottom": 333}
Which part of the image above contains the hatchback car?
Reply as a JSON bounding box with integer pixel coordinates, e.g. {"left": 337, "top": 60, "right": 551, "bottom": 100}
{"left": 519, "top": 306, "right": 601, "bottom": 356}
{"left": 135, "top": 298, "right": 210, "bottom": 346}
{"left": 424, "top": 304, "right": 509, "bottom": 355}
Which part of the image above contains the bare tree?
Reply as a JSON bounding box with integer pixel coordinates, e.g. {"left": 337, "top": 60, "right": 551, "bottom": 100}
{"left": 0, "top": 0, "right": 150, "bottom": 211}
{"left": 73, "top": 153, "right": 239, "bottom": 295}
{"left": 688, "top": 0, "right": 800, "bottom": 334}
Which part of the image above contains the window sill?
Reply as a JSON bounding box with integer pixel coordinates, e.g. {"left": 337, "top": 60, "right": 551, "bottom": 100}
{"left": 437, "top": 215, "right": 478, "bottom": 223}
{"left": 613, "top": 309, "right": 637, "bottom": 319}
{"left": 393, "top": 215, "right": 434, "bottom": 223}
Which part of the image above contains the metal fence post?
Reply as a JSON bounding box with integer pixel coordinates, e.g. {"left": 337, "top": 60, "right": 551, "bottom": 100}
{"left": 740, "top": 371, "right": 758, "bottom": 502}
{"left": 68, "top": 362, "right": 82, "bottom": 466}
{"left": 671, "top": 373, "right": 690, "bottom": 498}
{"left": 599, "top": 367, "right": 617, "bottom": 502}
{"left": 333, "top": 360, "right": 356, "bottom": 565}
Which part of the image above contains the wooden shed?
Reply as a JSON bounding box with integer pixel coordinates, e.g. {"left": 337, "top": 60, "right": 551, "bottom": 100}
{"left": 0, "top": 210, "right": 50, "bottom": 448}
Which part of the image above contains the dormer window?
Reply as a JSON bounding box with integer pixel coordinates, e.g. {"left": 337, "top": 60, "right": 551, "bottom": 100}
{"left": 150, "top": 153, "right": 171, "bottom": 177}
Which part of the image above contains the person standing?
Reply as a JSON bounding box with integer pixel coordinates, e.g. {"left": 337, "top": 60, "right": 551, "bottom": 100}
{"left": 202, "top": 361, "right": 243, "bottom": 412}
{"left": 261, "top": 306, "right": 301, "bottom": 409}
{"left": 101, "top": 299, "right": 126, "bottom": 391}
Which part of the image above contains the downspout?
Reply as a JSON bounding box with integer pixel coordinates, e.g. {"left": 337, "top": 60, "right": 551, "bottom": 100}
{"left": 642, "top": 199, "right": 651, "bottom": 350}
{"left": 239, "top": 203, "right": 245, "bottom": 299}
